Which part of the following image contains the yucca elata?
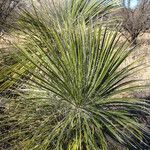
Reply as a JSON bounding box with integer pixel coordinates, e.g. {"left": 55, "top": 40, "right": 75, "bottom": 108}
{"left": 0, "top": 0, "right": 150, "bottom": 149}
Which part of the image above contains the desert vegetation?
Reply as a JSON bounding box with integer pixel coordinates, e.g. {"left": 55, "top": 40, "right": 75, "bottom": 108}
{"left": 0, "top": 0, "right": 150, "bottom": 150}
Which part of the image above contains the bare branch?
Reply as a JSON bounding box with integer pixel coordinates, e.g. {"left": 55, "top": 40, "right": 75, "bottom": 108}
{"left": 119, "top": 0, "right": 150, "bottom": 44}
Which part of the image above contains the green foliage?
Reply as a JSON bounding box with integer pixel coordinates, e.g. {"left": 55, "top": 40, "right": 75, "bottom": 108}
{"left": 0, "top": 48, "right": 18, "bottom": 91}
{"left": 0, "top": 47, "right": 32, "bottom": 93}
{"left": 0, "top": 0, "right": 150, "bottom": 150}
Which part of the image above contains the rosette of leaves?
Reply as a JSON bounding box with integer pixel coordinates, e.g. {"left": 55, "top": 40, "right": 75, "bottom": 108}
{"left": 0, "top": 0, "right": 150, "bottom": 150}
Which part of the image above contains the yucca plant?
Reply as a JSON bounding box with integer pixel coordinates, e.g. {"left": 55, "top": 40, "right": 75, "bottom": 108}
{"left": 0, "top": 0, "right": 150, "bottom": 150}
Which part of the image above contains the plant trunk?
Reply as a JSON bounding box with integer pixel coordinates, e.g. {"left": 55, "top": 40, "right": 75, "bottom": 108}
{"left": 131, "top": 34, "right": 138, "bottom": 45}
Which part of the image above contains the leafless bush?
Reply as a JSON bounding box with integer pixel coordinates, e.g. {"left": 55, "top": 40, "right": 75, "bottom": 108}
{"left": 120, "top": 0, "right": 150, "bottom": 44}
{"left": 0, "top": 0, "right": 25, "bottom": 34}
